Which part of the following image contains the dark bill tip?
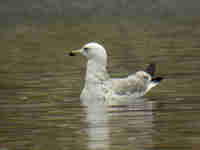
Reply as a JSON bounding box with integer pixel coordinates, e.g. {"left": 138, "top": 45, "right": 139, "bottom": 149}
{"left": 69, "top": 52, "right": 76, "bottom": 56}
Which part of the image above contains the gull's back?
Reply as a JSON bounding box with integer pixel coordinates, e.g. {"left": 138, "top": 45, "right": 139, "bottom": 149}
{"left": 107, "top": 64, "right": 163, "bottom": 99}
{"left": 110, "top": 72, "right": 149, "bottom": 98}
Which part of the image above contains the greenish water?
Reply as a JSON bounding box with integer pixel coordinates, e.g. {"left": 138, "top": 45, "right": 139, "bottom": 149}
{"left": 0, "top": 22, "right": 200, "bottom": 150}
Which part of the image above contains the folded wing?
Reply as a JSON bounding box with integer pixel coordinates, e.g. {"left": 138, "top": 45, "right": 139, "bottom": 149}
{"left": 111, "top": 74, "right": 148, "bottom": 96}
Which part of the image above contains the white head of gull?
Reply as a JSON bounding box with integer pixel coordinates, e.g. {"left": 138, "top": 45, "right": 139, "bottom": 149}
{"left": 69, "top": 42, "right": 163, "bottom": 105}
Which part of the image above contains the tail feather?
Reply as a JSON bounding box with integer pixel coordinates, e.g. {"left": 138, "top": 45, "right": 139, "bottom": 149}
{"left": 145, "top": 64, "right": 163, "bottom": 93}
{"left": 152, "top": 77, "right": 163, "bottom": 83}
{"left": 146, "top": 77, "right": 164, "bottom": 92}
{"left": 146, "top": 63, "right": 156, "bottom": 77}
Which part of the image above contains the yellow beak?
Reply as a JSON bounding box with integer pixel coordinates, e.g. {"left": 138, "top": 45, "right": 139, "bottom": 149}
{"left": 68, "top": 49, "right": 82, "bottom": 56}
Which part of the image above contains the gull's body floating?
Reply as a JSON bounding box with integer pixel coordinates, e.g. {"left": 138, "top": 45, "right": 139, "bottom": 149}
{"left": 69, "top": 42, "right": 163, "bottom": 104}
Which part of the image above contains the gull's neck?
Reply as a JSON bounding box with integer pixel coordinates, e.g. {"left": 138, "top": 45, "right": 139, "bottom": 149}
{"left": 85, "top": 59, "right": 109, "bottom": 84}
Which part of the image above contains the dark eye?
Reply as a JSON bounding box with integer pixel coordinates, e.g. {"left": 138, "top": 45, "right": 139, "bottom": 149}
{"left": 84, "top": 47, "right": 89, "bottom": 51}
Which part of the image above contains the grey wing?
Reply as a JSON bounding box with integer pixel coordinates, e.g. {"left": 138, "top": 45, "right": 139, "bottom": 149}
{"left": 111, "top": 76, "right": 147, "bottom": 96}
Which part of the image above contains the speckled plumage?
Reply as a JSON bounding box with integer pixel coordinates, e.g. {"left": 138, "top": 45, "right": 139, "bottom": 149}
{"left": 69, "top": 42, "right": 163, "bottom": 105}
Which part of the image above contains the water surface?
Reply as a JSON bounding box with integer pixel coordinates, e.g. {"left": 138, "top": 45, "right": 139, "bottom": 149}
{"left": 0, "top": 22, "right": 200, "bottom": 150}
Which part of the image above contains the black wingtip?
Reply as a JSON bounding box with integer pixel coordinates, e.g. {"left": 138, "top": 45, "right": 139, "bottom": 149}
{"left": 146, "top": 63, "right": 156, "bottom": 76}
{"left": 69, "top": 52, "right": 76, "bottom": 56}
{"left": 152, "top": 77, "right": 164, "bottom": 83}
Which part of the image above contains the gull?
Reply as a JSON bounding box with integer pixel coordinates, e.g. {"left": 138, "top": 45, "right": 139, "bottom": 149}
{"left": 69, "top": 42, "right": 163, "bottom": 104}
